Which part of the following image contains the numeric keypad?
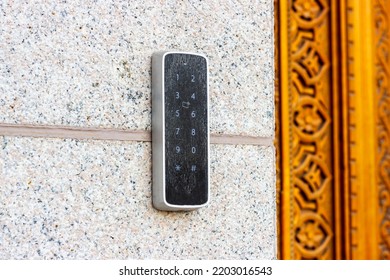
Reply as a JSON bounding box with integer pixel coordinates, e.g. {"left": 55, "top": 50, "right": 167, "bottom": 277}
{"left": 152, "top": 51, "right": 209, "bottom": 211}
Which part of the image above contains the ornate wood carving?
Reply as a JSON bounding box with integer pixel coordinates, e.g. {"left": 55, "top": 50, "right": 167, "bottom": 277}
{"left": 278, "top": 0, "right": 390, "bottom": 259}
{"left": 344, "top": 0, "right": 359, "bottom": 259}
{"left": 375, "top": 0, "right": 390, "bottom": 260}
{"left": 342, "top": 0, "right": 380, "bottom": 259}
{"left": 279, "top": 0, "right": 335, "bottom": 259}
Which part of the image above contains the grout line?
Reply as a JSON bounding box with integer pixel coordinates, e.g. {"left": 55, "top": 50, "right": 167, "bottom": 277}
{"left": 210, "top": 134, "right": 274, "bottom": 146}
{"left": 0, "top": 124, "right": 151, "bottom": 142}
{"left": 0, "top": 123, "right": 274, "bottom": 146}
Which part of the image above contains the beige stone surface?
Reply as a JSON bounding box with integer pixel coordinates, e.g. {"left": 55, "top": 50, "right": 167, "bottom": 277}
{"left": 0, "top": 0, "right": 274, "bottom": 137}
{"left": 0, "top": 136, "right": 276, "bottom": 259}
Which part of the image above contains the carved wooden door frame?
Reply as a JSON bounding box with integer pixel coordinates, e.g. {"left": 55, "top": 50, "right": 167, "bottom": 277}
{"left": 276, "top": 0, "right": 390, "bottom": 259}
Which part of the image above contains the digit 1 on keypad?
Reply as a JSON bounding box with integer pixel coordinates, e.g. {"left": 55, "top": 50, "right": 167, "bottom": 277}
{"left": 152, "top": 51, "right": 209, "bottom": 211}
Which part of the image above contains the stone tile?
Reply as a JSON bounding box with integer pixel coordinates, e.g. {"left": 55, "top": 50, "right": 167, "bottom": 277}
{"left": 0, "top": 0, "right": 274, "bottom": 137}
{"left": 0, "top": 136, "right": 276, "bottom": 259}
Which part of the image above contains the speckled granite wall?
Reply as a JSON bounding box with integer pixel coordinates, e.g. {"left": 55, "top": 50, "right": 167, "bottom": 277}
{"left": 0, "top": 0, "right": 275, "bottom": 259}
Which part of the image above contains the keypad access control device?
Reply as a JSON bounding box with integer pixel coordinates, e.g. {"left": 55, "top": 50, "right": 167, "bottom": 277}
{"left": 152, "top": 51, "right": 209, "bottom": 211}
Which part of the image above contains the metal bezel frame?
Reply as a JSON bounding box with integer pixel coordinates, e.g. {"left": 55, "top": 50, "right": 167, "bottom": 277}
{"left": 152, "top": 51, "right": 210, "bottom": 211}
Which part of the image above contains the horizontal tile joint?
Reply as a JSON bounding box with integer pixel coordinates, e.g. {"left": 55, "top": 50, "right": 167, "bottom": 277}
{"left": 0, "top": 123, "right": 274, "bottom": 146}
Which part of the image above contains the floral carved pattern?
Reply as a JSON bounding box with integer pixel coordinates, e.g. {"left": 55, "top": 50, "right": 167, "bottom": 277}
{"left": 375, "top": 0, "right": 390, "bottom": 260}
{"left": 290, "top": 0, "right": 333, "bottom": 259}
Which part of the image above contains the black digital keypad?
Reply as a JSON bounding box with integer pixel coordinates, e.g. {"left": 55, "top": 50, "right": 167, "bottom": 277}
{"left": 164, "top": 53, "right": 208, "bottom": 206}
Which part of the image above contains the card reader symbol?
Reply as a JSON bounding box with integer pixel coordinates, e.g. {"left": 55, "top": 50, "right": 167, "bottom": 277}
{"left": 182, "top": 101, "right": 190, "bottom": 109}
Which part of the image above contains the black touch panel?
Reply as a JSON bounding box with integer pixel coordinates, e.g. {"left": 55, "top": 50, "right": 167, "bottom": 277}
{"left": 164, "top": 53, "right": 208, "bottom": 206}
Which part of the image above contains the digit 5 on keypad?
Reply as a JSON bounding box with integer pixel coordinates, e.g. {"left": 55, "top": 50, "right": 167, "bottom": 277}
{"left": 152, "top": 51, "right": 209, "bottom": 211}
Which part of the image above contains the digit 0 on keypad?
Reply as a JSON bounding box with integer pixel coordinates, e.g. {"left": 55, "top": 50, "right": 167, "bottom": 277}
{"left": 152, "top": 51, "right": 209, "bottom": 211}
